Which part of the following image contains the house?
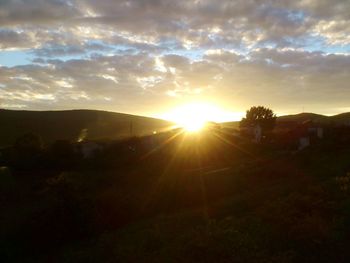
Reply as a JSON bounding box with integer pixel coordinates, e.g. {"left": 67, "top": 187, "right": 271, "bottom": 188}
{"left": 308, "top": 126, "right": 323, "bottom": 139}
{"left": 294, "top": 120, "right": 324, "bottom": 150}
{"left": 240, "top": 124, "right": 262, "bottom": 143}
{"left": 299, "top": 136, "right": 310, "bottom": 150}
{"left": 273, "top": 120, "right": 325, "bottom": 151}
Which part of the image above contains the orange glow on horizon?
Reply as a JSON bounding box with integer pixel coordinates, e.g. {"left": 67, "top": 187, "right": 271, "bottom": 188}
{"left": 160, "top": 102, "right": 242, "bottom": 132}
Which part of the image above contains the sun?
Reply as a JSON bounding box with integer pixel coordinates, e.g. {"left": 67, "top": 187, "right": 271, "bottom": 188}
{"left": 162, "top": 102, "right": 230, "bottom": 132}
{"left": 179, "top": 117, "right": 206, "bottom": 132}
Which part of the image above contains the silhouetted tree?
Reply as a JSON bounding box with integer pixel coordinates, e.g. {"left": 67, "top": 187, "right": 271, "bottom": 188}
{"left": 240, "top": 106, "right": 277, "bottom": 133}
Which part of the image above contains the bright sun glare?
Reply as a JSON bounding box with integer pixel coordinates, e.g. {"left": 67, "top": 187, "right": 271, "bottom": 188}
{"left": 162, "top": 102, "right": 236, "bottom": 132}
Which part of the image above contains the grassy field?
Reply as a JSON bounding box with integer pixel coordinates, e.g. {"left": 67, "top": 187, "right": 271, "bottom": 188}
{"left": 1, "top": 129, "right": 350, "bottom": 262}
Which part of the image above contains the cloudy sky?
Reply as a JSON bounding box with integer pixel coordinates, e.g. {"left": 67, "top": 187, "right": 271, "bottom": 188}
{"left": 0, "top": 0, "right": 350, "bottom": 120}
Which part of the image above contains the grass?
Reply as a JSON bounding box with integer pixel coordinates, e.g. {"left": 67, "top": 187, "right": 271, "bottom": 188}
{"left": 1, "top": 131, "right": 350, "bottom": 262}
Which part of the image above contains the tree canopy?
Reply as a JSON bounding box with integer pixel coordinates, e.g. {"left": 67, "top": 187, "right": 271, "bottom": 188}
{"left": 240, "top": 106, "right": 277, "bottom": 132}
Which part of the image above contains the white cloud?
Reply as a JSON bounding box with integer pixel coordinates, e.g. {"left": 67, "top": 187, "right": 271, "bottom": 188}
{"left": 313, "top": 20, "right": 350, "bottom": 45}
{"left": 0, "top": 0, "right": 349, "bottom": 115}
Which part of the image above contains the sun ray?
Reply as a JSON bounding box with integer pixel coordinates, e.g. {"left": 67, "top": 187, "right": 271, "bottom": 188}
{"left": 140, "top": 129, "right": 184, "bottom": 160}
{"left": 141, "top": 130, "right": 187, "bottom": 210}
{"left": 195, "top": 141, "right": 210, "bottom": 220}
{"left": 211, "top": 131, "right": 258, "bottom": 159}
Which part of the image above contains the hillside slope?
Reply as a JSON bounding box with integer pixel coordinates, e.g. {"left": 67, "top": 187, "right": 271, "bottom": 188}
{"left": 222, "top": 112, "right": 350, "bottom": 129}
{"left": 277, "top": 112, "right": 328, "bottom": 123}
{"left": 0, "top": 109, "right": 173, "bottom": 146}
{"left": 221, "top": 113, "right": 329, "bottom": 129}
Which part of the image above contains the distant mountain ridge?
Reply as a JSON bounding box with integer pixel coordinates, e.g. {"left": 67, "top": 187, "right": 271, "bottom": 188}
{"left": 0, "top": 109, "right": 173, "bottom": 147}
{"left": 277, "top": 112, "right": 327, "bottom": 123}
{"left": 277, "top": 112, "right": 350, "bottom": 125}
{"left": 222, "top": 112, "right": 350, "bottom": 129}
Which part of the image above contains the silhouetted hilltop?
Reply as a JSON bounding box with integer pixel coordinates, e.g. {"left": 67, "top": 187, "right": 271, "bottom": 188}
{"left": 222, "top": 112, "right": 350, "bottom": 130}
{"left": 330, "top": 112, "right": 350, "bottom": 123}
{"left": 277, "top": 112, "right": 350, "bottom": 126}
{"left": 277, "top": 112, "right": 328, "bottom": 123}
{"left": 0, "top": 109, "right": 173, "bottom": 146}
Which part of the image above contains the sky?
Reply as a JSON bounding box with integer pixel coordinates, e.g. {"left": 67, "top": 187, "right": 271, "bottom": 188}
{"left": 0, "top": 0, "right": 350, "bottom": 121}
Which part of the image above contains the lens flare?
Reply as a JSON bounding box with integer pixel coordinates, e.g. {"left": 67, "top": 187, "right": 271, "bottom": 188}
{"left": 162, "top": 102, "right": 234, "bottom": 132}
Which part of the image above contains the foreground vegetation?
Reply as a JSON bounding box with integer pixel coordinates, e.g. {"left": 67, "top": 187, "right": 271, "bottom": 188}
{"left": 1, "top": 129, "right": 350, "bottom": 262}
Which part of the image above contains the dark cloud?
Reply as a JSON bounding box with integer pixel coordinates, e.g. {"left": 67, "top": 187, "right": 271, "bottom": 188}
{"left": 0, "top": 0, "right": 80, "bottom": 26}
{"left": 0, "top": 29, "right": 34, "bottom": 49}
{"left": 1, "top": 0, "right": 349, "bottom": 51}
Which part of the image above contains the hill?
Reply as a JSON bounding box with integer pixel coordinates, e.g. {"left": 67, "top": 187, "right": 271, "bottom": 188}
{"left": 222, "top": 112, "right": 350, "bottom": 129}
{"left": 220, "top": 121, "right": 240, "bottom": 129}
{"left": 221, "top": 113, "right": 329, "bottom": 129}
{"left": 331, "top": 112, "right": 350, "bottom": 124}
{"left": 277, "top": 112, "right": 328, "bottom": 123}
{"left": 0, "top": 109, "right": 173, "bottom": 146}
